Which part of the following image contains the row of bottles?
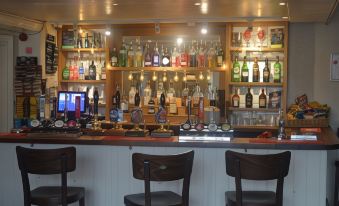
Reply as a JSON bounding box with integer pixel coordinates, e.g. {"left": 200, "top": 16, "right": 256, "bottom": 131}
{"left": 232, "top": 88, "right": 269, "bottom": 109}
{"left": 231, "top": 56, "right": 282, "bottom": 83}
{"left": 110, "top": 40, "right": 224, "bottom": 68}
{"left": 75, "top": 32, "right": 104, "bottom": 49}
{"left": 62, "top": 59, "right": 106, "bottom": 81}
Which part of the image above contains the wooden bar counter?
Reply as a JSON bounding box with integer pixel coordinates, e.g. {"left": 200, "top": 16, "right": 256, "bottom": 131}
{"left": 0, "top": 128, "right": 338, "bottom": 206}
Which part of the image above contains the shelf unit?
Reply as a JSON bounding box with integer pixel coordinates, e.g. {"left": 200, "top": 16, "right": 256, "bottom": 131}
{"left": 107, "top": 66, "right": 226, "bottom": 72}
{"left": 225, "top": 21, "right": 289, "bottom": 129}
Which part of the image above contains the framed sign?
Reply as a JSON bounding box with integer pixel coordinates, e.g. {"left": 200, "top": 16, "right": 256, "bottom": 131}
{"left": 330, "top": 53, "right": 339, "bottom": 81}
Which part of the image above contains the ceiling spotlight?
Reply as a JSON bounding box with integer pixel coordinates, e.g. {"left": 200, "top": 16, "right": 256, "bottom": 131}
{"left": 194, "top": 2, "right": 201, "bottom": 6}
{"left": 279, "top": 2, "right": 286, "bottom": 6}
{"left": 282, "top": 16, "right": 289, "bottom": 19}
{"left": 105, "top": 30, "right": 111, "bottom": 36}
{"left": 177, "top": 37, "right": 183, "bottom": 45}
{"left": 201, "top": 28, "right": 208, "bottom": 34}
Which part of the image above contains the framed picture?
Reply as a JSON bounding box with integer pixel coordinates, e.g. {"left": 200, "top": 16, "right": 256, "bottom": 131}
{"left": 330, "top": 53, "right": 339, "bottom": 81}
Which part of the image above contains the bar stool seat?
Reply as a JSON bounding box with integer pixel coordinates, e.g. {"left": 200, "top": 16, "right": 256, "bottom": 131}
{"left": 226, "top": 191, "right": 276, "bottom": 206}
{"left": 124, "top": 191, "right": 182, "bottom": 206}
{"left": 30, "top": 186, "right": 85, "bottom": 205}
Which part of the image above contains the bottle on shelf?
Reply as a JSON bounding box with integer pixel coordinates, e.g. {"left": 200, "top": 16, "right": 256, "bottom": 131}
{"left": 263, "top": 57, "right": 270, "bottom": 82}
{"left": 84, "top": 33, "right": 89, "bottom": 48}
{"left": 144, "top": 44, "right": 152, "bottom": 67}
{"left": 127, "top": 41, "right": 135, "bottom": 67}
{"left": 143, "top": 80, "right": 152, "bottom": 106}
{"left": 101, "top": 62, "right": 106, "bottom": 80}
{"left": 167, "top": 80, "right": 176, "bottom": 106}
{"left": 84, "top": 60, "right": 90, "bottom": 80}
{"left": 207, "top": 42, "right": 216, "bottom": 68}
{"left": 119, "top": 41, "right": 127, "bottom": 67}
{"left": 162, "top": 48, "right": 171, "bottom": 67}
{"left": 217, "top": 42, "right": 224, "bottom": 67}
{"left": 252, "top": 57, "right": 259, "bottom": 82}
{"left": 62, "top": 63, "right": 70, "bottom": 80}
{"left": 171, "top": 45, "right": 180, "bottom": 67}
{"left": 148, "top": 95, "right": 155, "bottom": 114}
{"left": 73, "top": 59, "right": 79, "bottom": 80}
{"left": 181, "top": 82, "right": 189, "bottom": 107}
{"left": 180, "top": 43, "right": 188, "bottom": 67}
{"left": 197, "top": 40, "right": 206, "bottom": 67}
{"left": 79, "top": 62, "right": 85, "bottom": 80}
{"left": 110, "top": 47, "right": 118, "bottom": 67}
{"left": 274, "top": 56, "right": 282, "bottom": 83}
{"left": 232, "top": 56, "right": 240, "bottom": 82}
{"left": 89, "top": 60, "right": 96, "bottom": 80}
{"left": 69, "top": 61, "right": 74, "bottom": 80}
{"left": 232, "top": 88, "right": 240, "bottom": 108}
{"left": 120, "top": 90, "right": 129, "bottom": 113}
{"left": 156, "top": 80, "right": 165, "bottom": 103}
{"left": 135, "top": 42, "right": 143, "bottom": 67}
{"left": 129, "top": 82, "right": 137, "bottom": 106}
{"left": 241, "top": 56, "right": 249, "bottom": 82}
{"left": 77, "top": 33, "right": 82, "bottom": 48}
{"left": 245, "top": 87, "right": 253, "bottom": 108}
{"left": 153, "top": 42, "right": 160, "bottom": 67}
{"left": 259, "top": 88, "right": 267, "bottom": 108}
{"left": 189, "top": 41, "right": 197, "bottom": 67}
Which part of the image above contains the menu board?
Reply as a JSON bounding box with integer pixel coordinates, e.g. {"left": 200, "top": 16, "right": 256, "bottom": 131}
{"left": 45, "top": 34, "right": 58, "bottom": 74}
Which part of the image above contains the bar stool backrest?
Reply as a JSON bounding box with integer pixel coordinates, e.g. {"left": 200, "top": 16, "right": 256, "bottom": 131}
{"left": 225, "top": 150, "right": 291, "bottom": 206}
{"left": 132, "top": 150, "right": 194, "bottom": 206}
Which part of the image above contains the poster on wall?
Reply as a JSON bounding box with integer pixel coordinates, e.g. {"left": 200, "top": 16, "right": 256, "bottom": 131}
{"left": 330, "top": 53, "right": 339, "bottom": 81}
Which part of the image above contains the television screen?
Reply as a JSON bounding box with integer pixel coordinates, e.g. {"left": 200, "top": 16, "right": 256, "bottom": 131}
{"left": 57, "top": 91, "right": 86, "bottom": 113}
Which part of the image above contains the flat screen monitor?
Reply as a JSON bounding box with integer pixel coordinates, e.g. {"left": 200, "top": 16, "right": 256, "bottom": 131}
{"left": 57, "top": 91, "right": 86, "bottom": 113}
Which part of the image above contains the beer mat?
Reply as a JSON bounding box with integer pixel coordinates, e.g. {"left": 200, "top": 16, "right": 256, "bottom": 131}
{"left": 249, "top": 138, "right": 322, "bottom": 144}
{"left": 0, "top": 133, "right": 26, "bottom": 138}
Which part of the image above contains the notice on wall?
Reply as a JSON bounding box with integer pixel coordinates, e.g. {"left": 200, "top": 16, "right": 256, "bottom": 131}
{"left": 330, "top": 53, "right": 339, "bottom": 81}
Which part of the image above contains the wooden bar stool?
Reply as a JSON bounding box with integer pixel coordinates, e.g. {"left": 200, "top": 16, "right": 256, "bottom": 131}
{"left": 124, "top": 150, "right": 194, "bottom": 206}
{"left": 334, "top": 161, "right": 339, "bottom": 206}
{"left": 16, "top": 146, "right": 85, "bottom": 206}
{"left": 225, "top": 150, "right": 291, "bottom": 206}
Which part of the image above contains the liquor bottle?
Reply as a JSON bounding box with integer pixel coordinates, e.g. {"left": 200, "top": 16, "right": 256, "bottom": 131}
{"left": 129, "top": 83, "right": 136, "bottom": 106}
{"left": 134, "top": 88, "right": 140, "bottom": 107}
{"left": 232, "top": 88, "right": 240, "bottom": 108}
{"left": 259, "top": 88, "right": 267, "bottom": 108}
{"left": 241, "top": 56, "right": 249, "bottom": 82}
{"left": 62, "top": 64, "right": 70, "bottom": 80}
{"left": 135, "top": 43, "right": 143, "bottom": 67}
{"left": 156, "top": 80, "right": 165, "bottom": 102}
{"left": 197, "top": 40, "right": 205, "bottom": 67}
{"left": 84, "top": 60, "right": 90, "bottom": 80}
{"left": 182, "top": 83, "right": 189, "bottom": 107}
{"left": 144, "top": 44, "right": 152, "bottom": 67}
{"left": 119, "top": 41, "right": 127, "bottom": 67}
{"left": 77, "top": 33, "right": 82, "bottom": 48}
{"left": 160, "top": 44, "right": 164, "bottom": 65}
{"left": 207, "top": 42, "right": 216, "bottom": 68}
{"left": 73, "top": 60, "right": 79, "bottom": 80}
{"left": 69, "top": 61, "right": 74, "bottom": 80}
{"left": 161, "top": 48, "right": 171, "bottom": 67}
{"left": 180, "top": 43, "right": 188, "bottom": 67}
{"left": 89, "top": 60, "right": 96, "bottom": 80}
{"left": 127, "top": 41, "right": 134, "bottom": 67}
{"left": 252, "top": 57, "right": 259, "bottom": 82}
{"left": 274, "top": 56, "right": 282, "bottom": 83}
{"left": 245, "top": 87, "right": 253, "bottom": 108}
{"left": 93, "top": 87, "right": 99, "bottom": 116}
{"left": 143, "top": 81, "right": 152, "bottom": 106}
{"left": 189, "top": 41, "right": 197, "bottom": 67}
{"left": 167, "top": 80, "right": 176, "bottom": 106}
{"left": 148, "top": 96, "right": 155, "bottom": 114}
{"left": 217, "top": 43, "right": 224, "bottom": 67}
{"left": 120, "top": 90, "right": 129, "bottom": 113}
{"left": 192, "top": 83, "right": 203, "bottom": 108}
{"left": 101, "top": 62, "right": 106, "bottom": 80}
{"left": 263, "top": 57, "right": 270, "bottom": 82}
{"left": 79, "top": 62, "right": 85, "bottom": 80}
{"left": 232, "top": 56, "right": 241, "bottom": 82}
{"left": 84, "top": 33, "right": 89, "bottom": 48}
{"left": 153, "top": 42, "right": 160, "bottom": 67}
{"left": 171, "top": 46, "right": 180, "bottom": 67}
{"left": 39, "top": 79, "right": 46, "bottom": 121}
{"left": 110, "top": 47, "right": 118, "bottom": 67}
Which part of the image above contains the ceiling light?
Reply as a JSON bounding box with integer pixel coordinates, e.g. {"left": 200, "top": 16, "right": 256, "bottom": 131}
{"left": 79, "top": 28, "right": 83, "bottom": 34}
{"left": 105, "top": 30, "right": 111, "bottom": 36}
{"left": 201, "top": 2, "right": 208, "bottom": 14}
{"left": 201, "top": 28, "right": 208, "bottom": 34}
{"left": 282, "top": 16, "right": 289, "bottom": 19}
{"left": 177, "top": 37, "right": 183, "bottom": 45}
{"left": 279, "top": 2, "right": 286, "bottom": 6}
{"left": 194, "top": 2, "right": 201, "bottom": 6}
{"left": 113, "top": 3, "right": 118, "bottom": 6}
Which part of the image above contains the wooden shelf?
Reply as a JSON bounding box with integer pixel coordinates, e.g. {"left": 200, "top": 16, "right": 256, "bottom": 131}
{"left": 61, "top": 48, "right": 106, "bottom": 52}
{"left": 228, "top": 107, "right": 279, "bottom": 112}
{"left": 230, "top": 47, "right": 285, "bottom": 52}
{"left": 232, "top": 125, "right": 279, "bottom": 130}
{"left": 107, "top": 66, "right": 225, "bottom": 72}
{"left": 228, "top": 82, "right": 283, "bottom": 87}
{"left": 60, "top": 80, "right": 106, "bottom": 84}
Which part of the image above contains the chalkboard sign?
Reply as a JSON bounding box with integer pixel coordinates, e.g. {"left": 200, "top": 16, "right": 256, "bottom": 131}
{"left": 45, "top": 34, "right": 58, "bottom": 74}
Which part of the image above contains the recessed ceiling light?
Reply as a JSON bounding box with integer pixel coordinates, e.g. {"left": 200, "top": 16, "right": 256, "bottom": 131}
{"left": 282, "top": 16, "right": 289, "bottom": 19}
{"left": 279, "top": 2, "right": 286, "bottom": 6}
{"left": 105, "top": 30, "right": 111, "bottom": 36}
{"left": 201, "top": 28, "right": 208, "bottom": 34}
{"left": 113, "top": 3, "right": 118, "bottom": 6}
{"left": 194, "top": 2, "right": 201, "bottom": 6}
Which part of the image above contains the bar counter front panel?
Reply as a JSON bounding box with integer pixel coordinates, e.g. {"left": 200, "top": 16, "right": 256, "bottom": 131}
{"left": 0, "top": 129, "right": 337, "bottom": 206}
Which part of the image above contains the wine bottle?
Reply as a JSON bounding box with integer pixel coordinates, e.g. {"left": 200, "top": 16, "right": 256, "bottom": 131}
{"left": 119, "top": 41, "right": 127, "bottom": 67}
{"left": 84, "top": 33, "right": 89, "bottom": 48}
{"left": 110, "top": 48, "right": 118, "bottom": 67}
{"left": 232, "top": 88, "right": 240, "bottom": 108}
{"left": 144, "top": 44, "right": 152, "bottom": 67}
{"left": 252, "top": 57, "right": 259, "bottom": 82}
{"left": 89, "top": 60, "right": 96, "bottom": 80}
{"left": 274, "top": 56, "right": 282, "bottom": 83}
{"left": 245, "top": 87, "right": 253, "bottom": 108}
{"left": 153, "top": 42, "right": 160, "bottom": 67}
{"left": 232, "top": 56, "right": 240, "bottom": 82}
{"left": 259, "top": 88, "right": 267, "bottom": 108}
{"left": 263, "top": 57, "right": 270, "bottom": 82}
{"left": 241, "top": 56, "right": 249, "bottom": 82}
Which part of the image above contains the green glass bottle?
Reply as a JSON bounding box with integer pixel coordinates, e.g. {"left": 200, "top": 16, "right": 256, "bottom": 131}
{"left": 241, "top": 56, "right": 249, "bottom": 82}
{"left": 274, "top": 56, "right": 282, "bottom": 83}
{"left": 62, "top": 64, "right": 70, "bottom": 80}
{"left": 232, "top": 56, "right": 241, "bottom": 82}
{"left": 119, "top": 41, "right": 127, "bottom": 67}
